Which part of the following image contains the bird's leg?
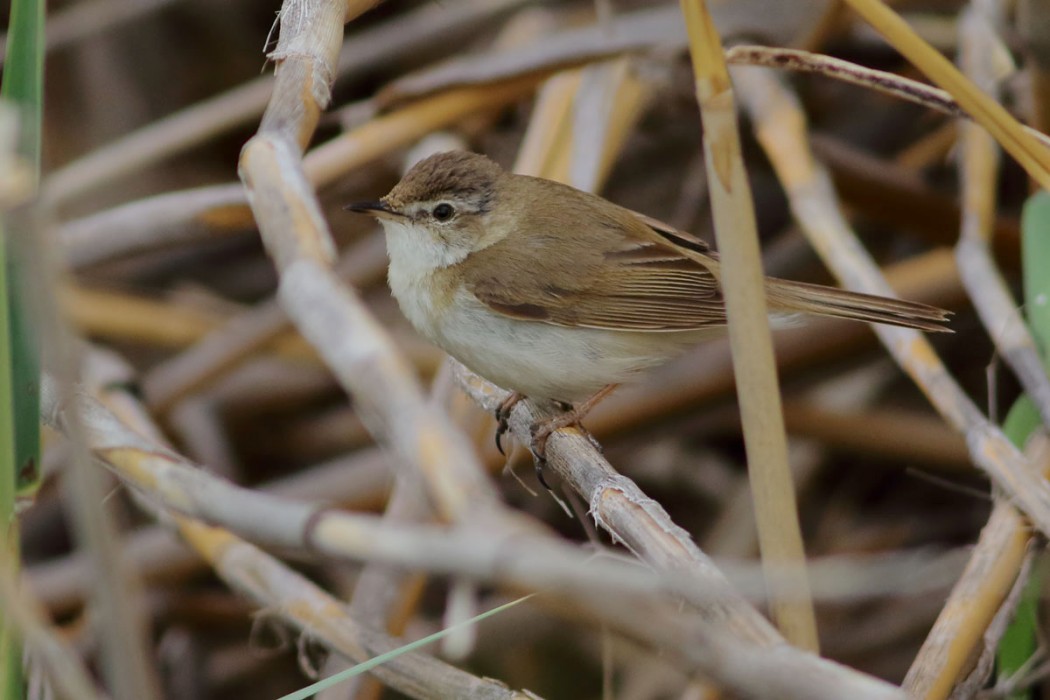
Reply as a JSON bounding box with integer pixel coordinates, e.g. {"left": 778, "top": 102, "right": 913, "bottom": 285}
{"left": 493, "top": 391, "right": 525, "bottom": 456}
{"left": 529, "top": 384, "right": 619, "bottom": 489}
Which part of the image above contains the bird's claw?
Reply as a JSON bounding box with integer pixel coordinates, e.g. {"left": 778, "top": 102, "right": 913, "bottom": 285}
{"left": 528, "top": 420, "right": 555, "bottom": 491}
{"left": 495, "top": 415, "right": 509, "bottom": 456}
{"left": 493, "top": 392, "right": 524, "bottom": 456}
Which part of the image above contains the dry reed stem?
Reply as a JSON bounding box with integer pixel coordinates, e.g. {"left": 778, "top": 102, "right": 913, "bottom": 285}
{"left": 239, "top": 0, "right": 505, "bottom": 522}
{"left": 30, "top": 445, "right": 392, "bottom": 615}
{"left": 1019, "top": 0, "right": 1050, "bottom": 134}
{"left": 317, "top": 134, "right": 462, "bottom": 700}
{"left": 680, "top": 0, "right": 818, "bottom": 651}
{"left": 895, "top": 121, "right": 959, "bottom": 170}
{"left": 902, "top": 500, "right": 1031, "bottom": 698}
{"left": 454, "top": 364, "right": 780, "bottom": 646}
{"left": 378, "top": 3, "right": 827, "bottom": 106}
{"left": 727, "top": 45, "right": 966, "bottom": 115}
{"left": 0, "top": 545, "right": 105, "bottom": 700}
{"left": 735, "top": 65, "right": 1050, "bottom": 540}
{"left": 780, "top": 400, "right": 971, "bottom": 470}
{"left": 840, "top": 0, "right": 1050, "bottom": 189}
{"left": 63, "top": 285, "right": 316, "bottom": 360}
{"left": 948, "top": 550, "right": 1035, "bottom": 698}
{"left": 79, "top": 358, "right": 536, "bottom": 700}
{"left": 39, "top": 372, "right": 919, "bottom": 698}
{"left": 59, "top": 184, "right": 251, "bottom": 269}
{"left": 302, "top": 75, "right": 544, "bottom": 189}
{"left": 26, "top": 197, "right": 165, "bottom": 699}
{"left": 902, "top": 6, "right": 1047, "bottom": 696}
{"left": 513, "top": 69, "right": 580, "bottom": 176}
{"left": 178, "top": 519, "right": 538, "bottom": 700}
{"left": 904, "top": 431, "right": 1050, "bottom": 698}
{"left": 564, "top": 58, "right": 655, "bottom": 192}
{"left": 809, "top": 135, "right": 1020, "bottom": 268}
{"left": 723, "top": 45, "right": 1050, "bottom": 156}
{"left": 140, "top": 234, "right": 386, "bottom": 413}
{"left": 319, "top": 474, "right": 430, "bottom": 700}
{"left": 953, "top": 5, "right": 1050, "bottom": 428}
{"left": 51, "top": 401, "right": 162, "bottom": 700}
{"left": 0, "top": 0, "right": 178, "bottom": 67}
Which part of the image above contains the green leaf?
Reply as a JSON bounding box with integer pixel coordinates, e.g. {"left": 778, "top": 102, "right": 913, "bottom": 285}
{"left": 1, "top": 0, "right": 43, "bottom": 504}
{"left": 1022, "top": 192, "right": 1050, "bottom": 354}
{"left": 0, "top": 0, "right": 45, "bottom": 694}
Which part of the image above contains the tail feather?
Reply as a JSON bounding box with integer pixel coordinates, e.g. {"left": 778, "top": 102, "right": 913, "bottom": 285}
{"left": 765, "top": 278, "right": 952, "bottom": 333}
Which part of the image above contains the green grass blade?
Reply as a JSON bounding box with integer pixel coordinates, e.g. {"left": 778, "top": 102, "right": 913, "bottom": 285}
{"left": 0, "top": 221, "right": 19, "bottom": 700}
{"left": 0, "top": 0, "right": 45, "bottom": 694}
{"left": 277, "top": 594, "right": 535, "bottom": 700}
{"left": 1, "top": 0, "right": 44, "bottom": 159}
{"left": 1, "top": 0, "right": 44, "bottom": 501}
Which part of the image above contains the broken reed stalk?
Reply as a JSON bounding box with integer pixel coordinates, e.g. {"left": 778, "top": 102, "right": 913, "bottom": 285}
{"left": 679, "top": 0, "right": 818, "bottom": 651}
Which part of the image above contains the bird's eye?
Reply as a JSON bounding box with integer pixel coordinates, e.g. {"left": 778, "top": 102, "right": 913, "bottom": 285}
{"left": 432, "top": 203, "right": 455, "bottom": 222}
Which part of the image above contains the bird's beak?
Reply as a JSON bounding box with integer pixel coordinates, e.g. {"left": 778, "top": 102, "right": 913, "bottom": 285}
{"left": 343, "top": 200, "right": 404, "bottom": 221}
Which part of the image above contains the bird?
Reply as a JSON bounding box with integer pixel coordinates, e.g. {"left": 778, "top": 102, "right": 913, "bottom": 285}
{"left": 347, "top": 150, "right": 950, "bottom": 484}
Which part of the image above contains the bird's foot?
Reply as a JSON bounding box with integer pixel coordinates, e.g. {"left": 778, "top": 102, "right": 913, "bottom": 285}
{"left": 528, "top": 413, "right": 576, "bottom": 491}
{"left": 528, "top": 384, "right": 619, "bottom": 490}
{"left": 493, "top": 392, "right": 525, "bottom": 456}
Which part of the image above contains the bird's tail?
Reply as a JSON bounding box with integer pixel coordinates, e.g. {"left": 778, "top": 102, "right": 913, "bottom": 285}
{"left": 764, "top": 278, "right": 952, "bottom": 332}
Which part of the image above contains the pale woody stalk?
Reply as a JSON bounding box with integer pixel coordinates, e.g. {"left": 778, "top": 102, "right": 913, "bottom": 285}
{"left": 237, "top": 0, "right": 509, "bottom": 522}
{"left": 678, "top": 0, "right": 818, "bottom": 652}
{"left": 76, "top": 356, "right": 537, "bottom": 700}
{"left": 493, "top": 49, "right": 776, "bottom": 647}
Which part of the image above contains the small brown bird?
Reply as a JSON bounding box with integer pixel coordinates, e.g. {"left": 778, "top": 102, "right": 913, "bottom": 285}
{"left": 348, "top": 151, "right": 950, "bottom": 479}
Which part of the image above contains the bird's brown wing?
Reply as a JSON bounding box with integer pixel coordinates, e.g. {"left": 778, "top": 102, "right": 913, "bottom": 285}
{"left": 463, "top": 181, "right": 729, "bottom": 332}
{"left": 463, "top": 175, "right": 951, "bottom": 333}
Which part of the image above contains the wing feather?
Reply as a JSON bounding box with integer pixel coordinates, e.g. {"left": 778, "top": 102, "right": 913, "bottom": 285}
{"left": 461, "top": 179, "right": 728, "bottom": 332}
{"left": 457, "top": 174, "right": 949, "bottom": 335}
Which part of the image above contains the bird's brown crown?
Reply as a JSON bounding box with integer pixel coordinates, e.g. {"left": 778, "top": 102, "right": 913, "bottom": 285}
{"left": 383, "top": 150, "right": 502, "bottom": 213}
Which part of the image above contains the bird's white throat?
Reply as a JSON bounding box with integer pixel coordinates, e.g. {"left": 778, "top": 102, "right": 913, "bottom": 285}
{"left": 379, "top": 219, "right": 471, "bottom": 275}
